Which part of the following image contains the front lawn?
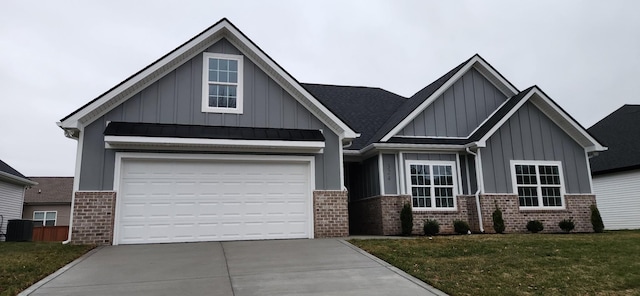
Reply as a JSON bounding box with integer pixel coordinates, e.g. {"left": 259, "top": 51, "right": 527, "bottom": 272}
{"left": 350, "top": 230, "right": 640, "bottom": 296}
{"left": 0, "top": 242, "right": 94, "bottom": 296}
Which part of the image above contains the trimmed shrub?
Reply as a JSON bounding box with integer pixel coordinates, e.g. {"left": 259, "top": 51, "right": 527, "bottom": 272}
{"left": 423, "top": 219, "right": 440, "bottom": 236}
{"left": 590, "top": 204, "right": 605, "bottom": 233}
{"left": 492, "top": 204, "right": 505, "bottom": 234}
{"left": 453, "top": 220, "right": 470, "bottom": 234}
{"left": 400, "top": 203, "right": 414, "bottom": 236}
{"left": 526, "top": 220, "right": 544, "bottom": 233}
{"left": 558, "top": 218, "right": 575, "bottom": 233}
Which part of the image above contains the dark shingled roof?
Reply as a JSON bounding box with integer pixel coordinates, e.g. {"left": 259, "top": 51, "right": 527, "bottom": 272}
{"left": 303, "top": 57, "right": 472, "bottom": 150}
{"left": 104, "top": 122, "right": 325, "bottom": 142}
{"left": 24, "top": 177, "right": 73, "bottom": 204}
{"left": 301, "top": 84, "right": 406, "bottom": 149}
{"left": 0, "top": 159, "right": 28, "bottom": 180}
{"left": 588, "top": 105, "right": 640, "bottom": 175}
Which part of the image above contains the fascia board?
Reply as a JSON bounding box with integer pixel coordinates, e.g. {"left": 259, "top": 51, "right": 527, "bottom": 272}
{"left": 477, "top": 87, "right": 607, "bottom": 152}
{"left": 0, "top": 172, "right": 38, "bottom": 186}
{"left": 104, "top": 135, "right": 325, "bottom": 151}
{"left": 528, "top": 89, "right": 607, "bottom": 152}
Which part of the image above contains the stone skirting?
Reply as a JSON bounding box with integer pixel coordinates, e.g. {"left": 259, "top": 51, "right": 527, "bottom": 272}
{"left": 71, "top": 191, "right": 116, "bottom": 245}
{"left": 313, "top": 190, "right": 349, "bottom": 238}
{"left": 478, "top": 194, "right": 597, "bottom": 233}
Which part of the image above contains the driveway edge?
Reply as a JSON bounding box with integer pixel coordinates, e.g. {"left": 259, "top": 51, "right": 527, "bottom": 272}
{"left": 339, "top": 239, "right": 449, "bottom": 296}
{"left": 18, "top": 246, "right": 104, "bottom": 296}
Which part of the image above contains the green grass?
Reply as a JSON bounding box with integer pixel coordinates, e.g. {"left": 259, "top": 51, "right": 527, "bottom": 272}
{"left": 0, "top": 242, "right": 94, "bottom": 296}
{"left": 350, "top": 230, "right": 640, "bottom": 296}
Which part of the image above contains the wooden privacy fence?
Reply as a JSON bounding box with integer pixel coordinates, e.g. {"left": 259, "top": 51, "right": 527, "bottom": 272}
{"left": 32, "top": 226, "right": 69, "bottom": 242}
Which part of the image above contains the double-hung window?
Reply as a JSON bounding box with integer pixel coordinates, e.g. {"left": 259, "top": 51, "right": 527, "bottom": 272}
{"left": 406, "top": 161, "right": 457, "bottom": 210}
{"left": 33, "top": 211, "right": 57, "bottom": 226}
{"left": 202, "top": 52, "right": 243, "bottom": 113}
{"left": 511, "top": 161, "right": 565, "bottom": 209}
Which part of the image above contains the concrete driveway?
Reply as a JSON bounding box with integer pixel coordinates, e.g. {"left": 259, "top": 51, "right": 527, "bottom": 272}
{"left": 22, "top": 239, "right": 445, "bottom": 296}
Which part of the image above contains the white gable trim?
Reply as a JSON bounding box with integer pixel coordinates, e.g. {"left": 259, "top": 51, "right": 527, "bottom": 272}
{"left": 58, "top": 19, "right": 357, "bottom": 139}
{"left": 380, "top": 55, "right": 519, "bottom": 142}
{"left": 476, "top": 87, "right": 607, "bottom": 152}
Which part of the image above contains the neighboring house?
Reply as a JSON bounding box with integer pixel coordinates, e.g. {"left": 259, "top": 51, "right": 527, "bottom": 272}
{"left": 588, "top": 105, "right": 640, "bottom": 230}
{"left": 57, "top": 18, "right": 606, "bottom": 245}
{"left": 0, "top": 159, "right": 37, "bottom": 240}
{"left": 23, "top": 177, "right": 73, "bottom": 226}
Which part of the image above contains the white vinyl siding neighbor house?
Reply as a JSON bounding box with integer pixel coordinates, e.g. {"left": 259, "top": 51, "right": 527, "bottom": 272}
{"left": 589, "top": 105, "right": 640, "bottom": 230}
{"left": 0, "top": 159, "right": 36, "bottom": 240}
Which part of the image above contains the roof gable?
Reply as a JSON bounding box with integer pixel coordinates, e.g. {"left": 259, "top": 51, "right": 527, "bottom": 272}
{"left": 395, "top": 68, "right": 508, "bottom": 138}
{"left": 58, "top": 18, "right": 357, "bottom": 139}
{"left": 475, "top": 86, "right": 606, "bottom": 152}
{"left": 376, "top": 54, "right": 520, "bottom": 143}
{"left": 588, "top": 105, "right": 640, "bottom": 174}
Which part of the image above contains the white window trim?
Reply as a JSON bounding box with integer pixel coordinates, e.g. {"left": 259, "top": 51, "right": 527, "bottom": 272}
{"left": 405, "top": 160, "right": 458, "bottom": 211}
{"left": 33, "top": 211, "right": 57, "bottom": 226}
{"left": 510, "top": 160, "right": 566, "bottom": 210}
{"left": 201, "top": 52, "right": 244, "bottom": 114}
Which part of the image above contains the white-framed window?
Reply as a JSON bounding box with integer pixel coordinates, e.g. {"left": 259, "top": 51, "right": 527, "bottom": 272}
{"left": 33, "top": 211, "right": 57, "bottom": 226}
{"left": 405, "top": 160, "right": 458, "bottom": 210}
{"left": 202, "top": 52, "right": 243, "bottom": 114}
{"left": 511, "top": 160, "right": 565, "bottom": 209}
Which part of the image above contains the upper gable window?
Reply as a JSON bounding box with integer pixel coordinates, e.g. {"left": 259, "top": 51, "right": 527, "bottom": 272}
{"left": 202, "top": 52, "right": 243, "bottom": 114}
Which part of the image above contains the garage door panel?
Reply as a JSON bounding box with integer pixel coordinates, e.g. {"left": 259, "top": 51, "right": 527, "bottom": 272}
{"left": 117, "top": 157, "right": 312, "bottom": 244}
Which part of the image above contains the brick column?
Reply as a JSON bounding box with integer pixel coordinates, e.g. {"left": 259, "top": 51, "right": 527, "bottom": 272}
{"left": 71, "top": 191, "right": 116, "bottom": 245}
{"left": 313, "top": 190, "right": 348, "bottom": 238}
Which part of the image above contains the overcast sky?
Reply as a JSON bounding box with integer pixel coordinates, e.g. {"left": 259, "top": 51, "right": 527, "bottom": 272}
{"left": 1, "top": 0, "right": 639, "bottom": 177}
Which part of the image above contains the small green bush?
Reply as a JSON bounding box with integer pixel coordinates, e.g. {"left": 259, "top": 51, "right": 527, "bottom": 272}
{"left": 400, "top": 203, "right": 414, "bottom": 236}
{"left": 526, "top": 220, "right": 544, "bottom": 233}
{"left": 492, "top": 204, "right": 505, "bottom": 234}
{"left": 453, "top": 220, "right": 470, "bottom": 234}
{"left": 423, "top": 219, "right": 440, "bottom": 236}
{"left": 590, "top": 204, "right": 605, "bottom": 233}
{"left": 558, "top": 218, "right": 575, "bottom": 233}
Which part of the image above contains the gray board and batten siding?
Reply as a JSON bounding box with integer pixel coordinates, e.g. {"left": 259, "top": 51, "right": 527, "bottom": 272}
{"left": 397, "top": 68, "right": 507, "bottom": 138}
{"left": 481, "top": 101, "right": 592, "bottom": 194}
{"left": 79, "top": 38, "right": 342, "bottom": 191}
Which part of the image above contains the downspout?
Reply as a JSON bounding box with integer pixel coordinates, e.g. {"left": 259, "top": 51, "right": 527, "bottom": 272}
{"left": 466, "top": 147, "right": 485, "bottom": 233}
{"left": 63, "top": 128, "right": 83, "bottom": 244}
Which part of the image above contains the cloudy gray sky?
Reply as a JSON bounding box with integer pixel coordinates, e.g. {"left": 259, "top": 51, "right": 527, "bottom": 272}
{"left": 1, "top": 0, "right": 639, "bottom": 177}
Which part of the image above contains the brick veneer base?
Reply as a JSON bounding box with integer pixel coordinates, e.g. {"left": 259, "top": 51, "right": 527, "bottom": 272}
{"left": 71, "top": 191, "right": 116, "bottom": 245}
{"left": 313, "top": 190, "right": 349, "bottom": 238}
{"left": 349, "top": 194, "right": 596, "bottom": 235}
{"left": 478, "top": 194, "right": 596, "bottom": 233}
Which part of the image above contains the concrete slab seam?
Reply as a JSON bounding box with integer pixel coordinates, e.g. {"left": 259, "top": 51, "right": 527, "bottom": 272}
{"left": 219, "top": 242, "right": 236, "bottom": 296}
{"left": 338, "top": 239, "right": 449, "bottom": 296}
{"left": 17, "top": 246, "right": 105, "bottom": 296}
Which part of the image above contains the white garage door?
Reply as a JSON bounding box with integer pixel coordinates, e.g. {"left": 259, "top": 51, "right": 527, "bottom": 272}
{"left": 115, "top": 156, "right": 313, "bottom": 244}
